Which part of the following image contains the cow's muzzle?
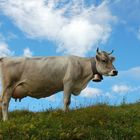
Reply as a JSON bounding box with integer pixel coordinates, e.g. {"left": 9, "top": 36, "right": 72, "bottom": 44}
{"left": 110, "top": 70, "right": 118, "bottom": 76}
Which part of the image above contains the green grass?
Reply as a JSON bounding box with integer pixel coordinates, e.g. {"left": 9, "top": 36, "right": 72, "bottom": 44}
{"left": 0, "top": 102, "right": 140, "bottom": 140}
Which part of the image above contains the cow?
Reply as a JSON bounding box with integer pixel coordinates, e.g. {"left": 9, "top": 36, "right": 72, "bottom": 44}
{"left": 0, "top": 48, "right": 118, "bottom": 121}
{"left": 0, "top": 96, "right": 2, "bottom": 118}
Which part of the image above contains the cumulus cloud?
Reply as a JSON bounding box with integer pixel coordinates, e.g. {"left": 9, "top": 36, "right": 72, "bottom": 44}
{"left": 112, "top": 84, "right": 140, "bottom": 94}
{"left": 0, "top": 0, "right": 116, "bottom": 56}
{"left": 0, "top": 23, "right": 14, "bottom": 57}
{"left": 81, "top": 86, "right": 102, "bottom": 98}
{"left": 112, "top": 85, "right": 130, "bottom": 93}
{"left": 23, "top": 47, "right": 33, "bottom": 57}
{"left": 0, "top": 32, "right": 13, "bottom": 56}
{"left": 120, "top": 66, "right": 140, "bottom": 80}
{"left": 0, "top": 43, "right": 13, "bottom": 57}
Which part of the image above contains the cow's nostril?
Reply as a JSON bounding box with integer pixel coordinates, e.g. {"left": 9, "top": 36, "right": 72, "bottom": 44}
{"left": 113, "top": 70, "right": 118, "bottom": 75}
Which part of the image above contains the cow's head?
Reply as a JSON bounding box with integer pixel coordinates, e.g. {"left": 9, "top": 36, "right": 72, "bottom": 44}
{"left": 95, "top": 48, "right": 118, "bottom": 76}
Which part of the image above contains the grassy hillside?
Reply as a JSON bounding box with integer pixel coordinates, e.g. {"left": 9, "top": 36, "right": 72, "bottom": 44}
{"left": 0, "top": 103, "right": 140, "bottom": 140}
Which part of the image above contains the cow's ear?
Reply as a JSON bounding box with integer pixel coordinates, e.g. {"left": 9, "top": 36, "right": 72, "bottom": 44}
{"left": 95, "top": 55, "right": 100, "bottom": 61}
{"left": 110, "top": 57, "right": 115, "bottom": 62}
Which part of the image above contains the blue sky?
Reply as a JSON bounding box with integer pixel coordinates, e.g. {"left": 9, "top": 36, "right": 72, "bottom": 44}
{"left": 0, "top": 0, "right": 140, "bottom": 111}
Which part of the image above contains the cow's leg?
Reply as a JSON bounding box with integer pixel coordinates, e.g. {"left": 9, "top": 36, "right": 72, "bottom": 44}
{"left": 0, "top": 96, "right": 2, "bottom": 119}
{"left": 2, "top": 88, "right": 12, "bottom": 121}
{"left": 63, "top": 83, "right": 72, "bottom": 112}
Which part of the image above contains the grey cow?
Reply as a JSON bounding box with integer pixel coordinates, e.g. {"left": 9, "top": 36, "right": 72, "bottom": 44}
{"left": 0, "top": 48, "right": 118, "bottom": 121}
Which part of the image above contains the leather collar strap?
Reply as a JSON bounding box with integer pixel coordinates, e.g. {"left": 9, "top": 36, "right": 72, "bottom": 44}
{"left": 90, "top": 57, "right": 103, "bottom": 80}
{"left": 90, "top": 57, "right": 98, "bottom": 75}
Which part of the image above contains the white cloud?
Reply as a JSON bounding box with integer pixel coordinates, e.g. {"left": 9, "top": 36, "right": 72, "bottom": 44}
{"left": 112, "top": 84, "right": 140, "bottom": 94}
{"left": 0, "top": 42, "right": 13, "bottom": 57}
{"left": 23, "top": 47, "right": 33, "bottom": 57}
{"left": 0, "top": 0, "right": 116, "bottom": 56}
{"left": 0, "top": 24, "right": 13, "bottom": 57}
{"left": 112, "top": 84, "right": 130, "bottom": 93}
{"left": 81, "top": 86, "right": 102, "bottom": 98}
{"left": 120, "top": 66, "right": 140, "bottom": 80}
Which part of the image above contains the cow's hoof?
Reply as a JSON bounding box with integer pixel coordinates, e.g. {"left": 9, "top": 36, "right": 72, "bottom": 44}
{"left": 64, "top": 109, "right": 70, "bottom": 113}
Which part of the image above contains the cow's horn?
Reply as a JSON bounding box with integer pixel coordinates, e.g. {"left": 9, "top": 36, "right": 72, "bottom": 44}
{"left": 108, "top": 50, "right": 114, "bottom": 55}
{"left": 96, "top": 48, "right": 100, "bottom": 54}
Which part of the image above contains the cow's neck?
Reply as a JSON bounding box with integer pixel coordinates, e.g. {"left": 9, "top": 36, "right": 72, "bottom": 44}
{"left": 90, "top": 57, "right": 100, "bottom": 75}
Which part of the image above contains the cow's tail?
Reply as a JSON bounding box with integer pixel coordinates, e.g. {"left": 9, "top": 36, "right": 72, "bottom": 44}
{"left": 0, "top": 57, "right": 5, "bottom": 77}
{"left": 0, "top": 57, "right": 4, "bottom": 62}
{"left": 0, "top": 57, "right": 5, "bottom": 119}
{"left": 0, "top": 58, "right": 3, "bottom": 114}
{"left": 0, "top": 58, "right": 4, "bottom": 98}
{"left": 0, "top": 58, "right": 4, "bottom": 77}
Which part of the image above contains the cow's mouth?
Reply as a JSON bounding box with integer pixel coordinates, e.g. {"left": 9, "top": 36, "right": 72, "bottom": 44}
{"left": 109, "top": 70, "right": 118, "bottom": 76}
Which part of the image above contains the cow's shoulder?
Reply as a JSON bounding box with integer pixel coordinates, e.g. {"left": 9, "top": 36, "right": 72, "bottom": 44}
{"left": 67, "top": 55, "right": 91, "bottom": 66}
{"left": 65, "top": 55, "right": 92, "bottom": 76}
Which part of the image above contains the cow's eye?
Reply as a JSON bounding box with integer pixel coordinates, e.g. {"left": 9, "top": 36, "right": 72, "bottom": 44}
{"left": 102, "top": 59, "right": 106, "bottom": 63}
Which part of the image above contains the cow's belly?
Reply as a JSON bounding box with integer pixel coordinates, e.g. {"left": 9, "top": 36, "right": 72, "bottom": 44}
{"left": 12, "top": 80, "right": 63, "bottom": 99}
{"left": 28, "top": 87, "right": 62, "bottom": 98}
